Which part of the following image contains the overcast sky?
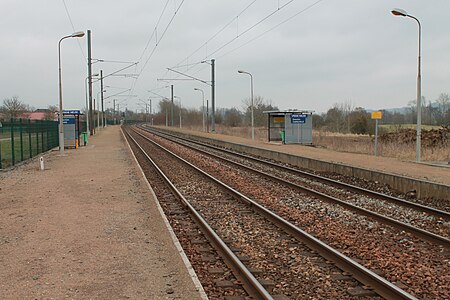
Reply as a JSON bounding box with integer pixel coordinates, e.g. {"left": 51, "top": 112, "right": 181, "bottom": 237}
{"left": 1, "top": 0, "right": 449, "bottom": 114}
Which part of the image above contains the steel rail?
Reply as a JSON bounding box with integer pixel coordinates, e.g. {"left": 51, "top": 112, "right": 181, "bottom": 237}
{"left": 139, "top": 126, "right": 449, "bottom": 248}
{"left": 130, "top": 126, "right": 417, "bottom": 300}
{"left": 142, "top": 125, "right": 450, "bottom": 220}
{"left": 123, "top": 127, "right": 274, "bottom": 300}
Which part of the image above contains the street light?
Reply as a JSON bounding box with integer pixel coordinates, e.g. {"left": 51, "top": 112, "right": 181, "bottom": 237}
{"left": 194, "top": 88, "right": 205, "bottom": 132}
{"left": 85, "top": 73, "right": 99, "bottom": 134}
{"left": 58, "top": 31, "right": 85, "bottom": 155}
{"left": 391, "top": 8, "right": 422, "bottom": 162}
{"left": 97, "top": 89, "right": 106, "bottom": 130}
{"left": 238, "top": 70, "right": 254, "bottom": 141}
{"left": 174, "top": 96, "right": 182, "bottom": 128}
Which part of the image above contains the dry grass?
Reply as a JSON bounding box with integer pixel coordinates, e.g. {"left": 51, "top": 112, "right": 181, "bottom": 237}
{"left": 313, "top": 130, "right": 450, "bottom": 161}
{"left": 182, "top": 125, "right": 450, "bottom": 162}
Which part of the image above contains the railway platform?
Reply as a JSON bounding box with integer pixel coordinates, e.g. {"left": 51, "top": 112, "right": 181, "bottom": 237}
{"left": 160, "top": 126, "right": 450, "bottom": 199}
{"left": 0, "top": 126, "right": 205, "bottom": 299}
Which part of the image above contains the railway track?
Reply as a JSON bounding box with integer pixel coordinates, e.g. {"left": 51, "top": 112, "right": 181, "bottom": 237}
{"left": 139, "top": 125, "right": 450, "bottom": 246}
{"left": 122, "top": 125, "right": 434, "bottom": 299}
{"left": 143, "top": 125, "right": 449, "bottom": 218}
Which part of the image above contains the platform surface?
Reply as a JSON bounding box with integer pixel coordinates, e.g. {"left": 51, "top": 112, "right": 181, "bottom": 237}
{"left": 0, "top": 126, "right": 203, "bottom": 299}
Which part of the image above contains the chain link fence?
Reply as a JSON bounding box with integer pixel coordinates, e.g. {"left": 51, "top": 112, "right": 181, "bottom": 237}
{"left": 0, "top": 118, "right": 59, "bottom": 169}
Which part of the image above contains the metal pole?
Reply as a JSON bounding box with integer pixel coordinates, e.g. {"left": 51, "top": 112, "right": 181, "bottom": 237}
{"left": 171, "top": 85, "right": 174, "bottom": 127}
{"left": 201, "top": 91, "right": 205, "bottom": 132}
{"left": 101, "top": 70, "right": 104, "bottom": 127}
{"left": 87, "top": 30, "right": 94, "bottom": 135}
{"left": 250, "top": 73, "right": 254, "bottom": 141}
{"left": 211, "top": 59, "right": 215, "bottom": 132}
{"left": 84, "top": 77, "right": 90, "bottom": 133}
{"left": 392, "top": 10, "right": 422, "bottom": 162}
{"left": 97, "top": 94, "right": 100, "bottom": 130}
{"left": 113, "top": 99, "right": 116, "bottom": 125}
{"left": 374, "top": 119, "right": 379, "bottom": 156}
{"left": 58, "top": 35, "right": 71, "bottom": 156}
{"left": 206, "top": 99, "right": 209, "bottom": 133}
{"left": 94, "top": 98, "right": 96, "bottom": 129}
{"left": 414, "top": 17, "right": 422, "bottom": 162}
{"left": 149, "top": 99, "right": 153, "bottom": 125}
{"left": 238, "top": 70, "right": 255, "bottom": 140}
{"left": 195, "top": 88, "right": 205, "bottom": 132}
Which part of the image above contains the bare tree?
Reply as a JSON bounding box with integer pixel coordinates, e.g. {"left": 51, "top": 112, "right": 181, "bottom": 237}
{"left": 437, "top": 93, "right": 449, "bottom": 114}
{"left": 242, "top": 96, "right": 277, "bottom": 127}
{"left": 1, "top": 96, "right": 27, "bottom": 119}
{"left": 45, "top": 105, "right": 58, "bottom": 120}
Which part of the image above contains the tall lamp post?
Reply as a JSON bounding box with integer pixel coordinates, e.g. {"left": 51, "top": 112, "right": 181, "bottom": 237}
{"left": 391, "top": 8, "right": 422, "bottom": 162}
{"left": 174, "top": 96, "right": 182, "bottom": 128}
{"left": 194, "top": 88, "right": 205, "bottom": 132}
{"left": 85, "top": 73, "right": 99, "bottom": 134}
{"left": 238, "top": 70, "right": 255, "bottom": 141}
{"left": 58, "top": 31, "right": 85, "bottom": 155}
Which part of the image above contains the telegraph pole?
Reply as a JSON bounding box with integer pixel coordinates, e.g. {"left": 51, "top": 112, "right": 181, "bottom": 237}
{"left": 113, "top": 99, "right": 116, "bottom": 125}
{"left": 100, "top": 70, "right": 104, "bottom": 127}
{"left": 211, "top": 59, "right": 215, "bottom": 132}
{"left": 87, "top": 30, "right": 94, "bottom": 135}
{"left": 171, "top": 84, "right": 174, "bottom": 127}
{"left": 149, "top": 98, "right": 152, "bottom": 125}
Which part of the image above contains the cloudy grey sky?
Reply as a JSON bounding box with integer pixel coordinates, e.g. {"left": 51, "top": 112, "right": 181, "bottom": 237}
{"left": 1, "top": 0, "right": 449, "bottom": 114}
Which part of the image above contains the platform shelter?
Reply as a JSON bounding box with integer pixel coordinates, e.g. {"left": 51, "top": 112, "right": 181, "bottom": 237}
{"left": 264, "top": 110, "right": 313, "bottom": 144}
{"left": 61, "top": 110, "right": 83, "bottom": 148}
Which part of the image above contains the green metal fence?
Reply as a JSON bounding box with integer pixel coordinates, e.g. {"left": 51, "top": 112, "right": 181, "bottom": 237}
{"left": 0, "top": 118, "right": 59, "bottom": 169}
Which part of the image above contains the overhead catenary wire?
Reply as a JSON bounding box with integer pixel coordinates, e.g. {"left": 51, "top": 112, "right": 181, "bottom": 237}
{"left": 128, "top": 0, "right": 186, "bottom": 104}
{"left": 136, "top": 0, "right": 171, "bottom": 63}
{"left": 169, "top": 0, "right": 326, "bottom": 84}
{"left": 61, "top": 0, "right": 86, "bottom": 61}
{"left": 217, "top": 0, "right": 326, "bottom": 60}
{"left": 155, "top": 0, "right": 299, "bottom": 91}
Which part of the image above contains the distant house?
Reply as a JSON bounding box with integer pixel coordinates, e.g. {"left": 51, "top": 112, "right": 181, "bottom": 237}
{"left": 22, "top": 110, "right": 56, "bottom": 121}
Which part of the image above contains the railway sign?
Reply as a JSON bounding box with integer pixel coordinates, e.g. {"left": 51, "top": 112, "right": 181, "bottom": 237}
{"left": 371, "top": 111, "right": 382, "bottom": 119}
{"left": 63, "top": 109, "right": 81, "bottom": 115}
{"left": 290, "top": 114, "right": 307, "bottom": 124}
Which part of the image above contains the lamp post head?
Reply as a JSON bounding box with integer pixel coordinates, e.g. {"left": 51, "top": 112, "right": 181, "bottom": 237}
{"left": 92, "top": 73, "right": 99, "bottom": 77}
{"left": 391, "top": 8, "right": 408, "bottom": 17}
{"left": 71, "top": 31, "right": 85, "bottom": 38}
{"left": 238, "top": 70, "right": 245, "bottom": 74}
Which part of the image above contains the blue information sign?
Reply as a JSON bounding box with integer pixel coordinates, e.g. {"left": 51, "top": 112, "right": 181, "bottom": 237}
{"left": 63, "top": 109, "right": 81, "bottom": 115}
{"left": 290, "top": 114, "right": 307, "bottom": 124}
{"left": 63, "top": 117, "right": 76, "bottom": 124}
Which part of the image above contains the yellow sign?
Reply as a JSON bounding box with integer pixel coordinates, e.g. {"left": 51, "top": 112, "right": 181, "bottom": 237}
{"left": 273, "top": 117, "right": 285, "bottom": 123}
{"left": 371, "top": 111, "right": 382, "bottom": 119}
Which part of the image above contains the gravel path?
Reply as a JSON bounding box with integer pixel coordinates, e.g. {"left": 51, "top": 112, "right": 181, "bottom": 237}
{"left": 0, "top": 126, "right": 203, "bottom": 299}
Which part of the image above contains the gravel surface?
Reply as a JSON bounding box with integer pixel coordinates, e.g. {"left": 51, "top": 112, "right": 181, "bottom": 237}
{"left": 137, "top": 127, "right": 449, "bottom": 300}
{"left": 0, "top": 126, "right": 203, "bottom": 300}
{"left": 160, "top": 132, "right": 449, "bottom": 238}
{"left": 128, "top": 128, "right": 381, "bottom": 299}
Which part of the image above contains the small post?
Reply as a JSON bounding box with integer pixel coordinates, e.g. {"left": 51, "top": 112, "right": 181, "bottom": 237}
{"left": 19, "top": 118, "right": 24, "bottom": 162}
{"left": 10, "top": 118, "right": 15, "bottom": 166}
{"left": 28, "top": 119, "right": 32, "bottom": 158}
{"left": 371, "top": 111, "right": 382, "bottom": 156}
{"left": 374, "top": 119, "right": 379, "bottom": 156}
{"left": 39, "top": 156, "right": 45, "bottom": 171}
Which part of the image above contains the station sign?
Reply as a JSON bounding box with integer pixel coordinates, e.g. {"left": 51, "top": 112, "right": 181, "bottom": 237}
{"left": 63, "top": 109, "right": 81, "bottom": 115}
{"left": 290, "top": 113, "right": 307, "bottom": 124}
